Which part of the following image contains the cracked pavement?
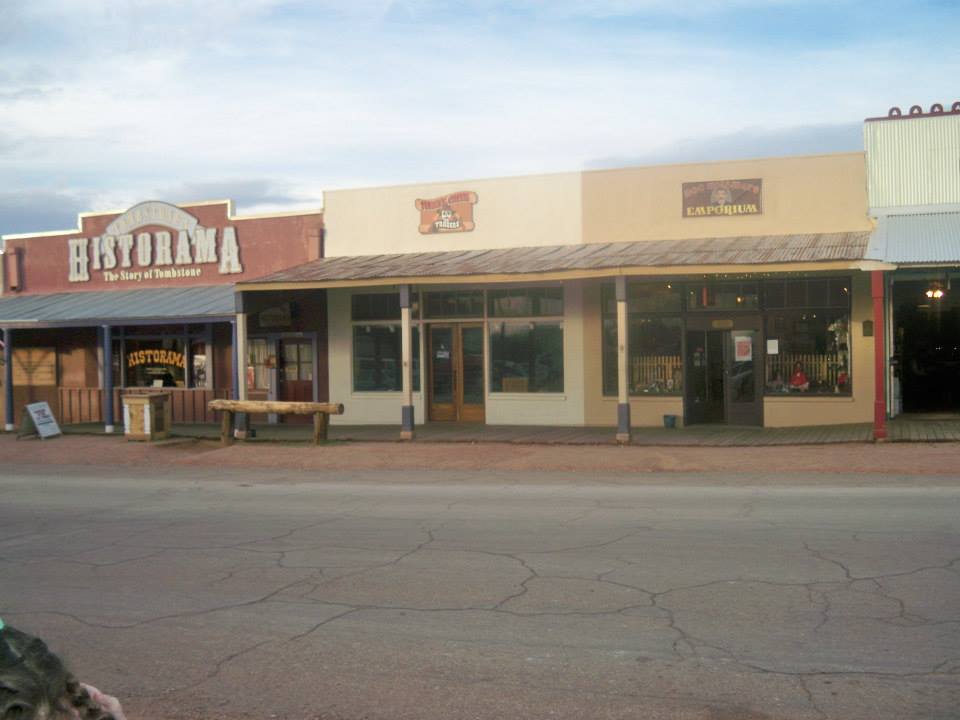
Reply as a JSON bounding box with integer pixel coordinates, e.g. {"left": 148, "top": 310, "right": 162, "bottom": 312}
{"left": 0, "top": 465, "right": 958, "bottom": 719}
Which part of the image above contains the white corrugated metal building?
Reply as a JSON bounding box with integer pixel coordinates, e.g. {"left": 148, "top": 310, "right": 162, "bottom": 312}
{"left": 864, "top": 103, "right": 960, "bottom": 417}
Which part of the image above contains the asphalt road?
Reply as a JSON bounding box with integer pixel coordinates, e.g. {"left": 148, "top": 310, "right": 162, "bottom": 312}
{"left": 0, "top": 464, "right": 958, "bottom": 720}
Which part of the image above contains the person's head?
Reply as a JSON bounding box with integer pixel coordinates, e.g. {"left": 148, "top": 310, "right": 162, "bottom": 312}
{"left": 0, "top": 621, "right": 114, "bottom": 720}
{"left": 793, "top": 362, "right": 803, "bottom": 372}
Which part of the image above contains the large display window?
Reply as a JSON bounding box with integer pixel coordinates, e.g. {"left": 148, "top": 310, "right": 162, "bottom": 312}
{"left": 351, "top": 293, "right": 421, "bottom": 392}
{"left": 601, "top": 277, "right": 852, "bottom": 398}
{"left": 124, "top": 338, "right": 187, "bottom": 387}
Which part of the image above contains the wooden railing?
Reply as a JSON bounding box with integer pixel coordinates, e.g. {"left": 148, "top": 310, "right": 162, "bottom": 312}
{"left": 631, "top": 355, "right": 683, "bottom": 393}
{"left": 766, "top": 353, "right": 848, "bottom": 392}
{"left": 57, "top": 387, "right": 231, "bottom": 425}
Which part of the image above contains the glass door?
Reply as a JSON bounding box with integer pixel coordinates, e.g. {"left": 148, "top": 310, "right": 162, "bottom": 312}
{"left": 685, "top": 329, "right": 725, "bottom": 424}
{"left": 277, "top": 338, "right": 314, "bottom": 424}
{"left": 684, "top": 316, "right": 764, "bottom": 426}
{"left": 725, "top": 329, "right": 762, "bottom": 426}
{"left": 428, "top": 324, "right": 485, "bottom": 422}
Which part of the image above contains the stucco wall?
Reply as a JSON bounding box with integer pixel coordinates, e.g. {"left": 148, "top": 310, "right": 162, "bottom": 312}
{"left": 582, "top": 153, "right": 872, "bottom": 244}
{"left": 323, "top": 172, "right": 582, "bottom": 258}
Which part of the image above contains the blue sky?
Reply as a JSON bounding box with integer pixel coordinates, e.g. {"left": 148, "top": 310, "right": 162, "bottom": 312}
{"left": 1, "top": 0, "right": 957, "bottom": 234}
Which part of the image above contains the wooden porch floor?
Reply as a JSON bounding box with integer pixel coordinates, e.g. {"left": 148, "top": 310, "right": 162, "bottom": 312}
{"left": 60, "top": 414, "right": 960, "bottom": 446}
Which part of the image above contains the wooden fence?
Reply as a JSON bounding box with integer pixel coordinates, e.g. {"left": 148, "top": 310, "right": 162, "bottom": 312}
{"left": 57, "top": 387, "right": 231, "bottom": 425}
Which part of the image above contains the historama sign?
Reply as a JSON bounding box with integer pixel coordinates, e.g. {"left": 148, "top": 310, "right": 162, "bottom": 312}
{"left": 682, "top": 179, "right": 763, "bottom": 218}
{"left": 67, "top": 201, "right": 243, "bottom": 283}
{"left": 415, "top": 192, "right": 479, "bottom": 234}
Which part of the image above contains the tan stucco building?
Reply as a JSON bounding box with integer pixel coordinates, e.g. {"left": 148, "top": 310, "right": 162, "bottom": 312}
{"left": 241, "top": 152, "right": 881, "bottom": 436}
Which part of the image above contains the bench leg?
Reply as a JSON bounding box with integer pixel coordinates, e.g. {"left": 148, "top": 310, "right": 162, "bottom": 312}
{"left": 221, "top": 411, "right": 234, "bottom": 446}
{"left": 313, "top": 412, "right": 328, "bottom": 445}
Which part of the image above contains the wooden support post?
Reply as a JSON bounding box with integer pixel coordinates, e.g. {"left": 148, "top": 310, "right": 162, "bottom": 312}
{"left": 221, "top": 410, "right": 235, "bottom": 446}
{"left": 313, "top": 411, "right": 328, "bottom": 445}
{"left": 615, "top": 276, "right": 631, "bottom": 444}
{"left": 399, "top": 284, "right": 415, "bottom": 441}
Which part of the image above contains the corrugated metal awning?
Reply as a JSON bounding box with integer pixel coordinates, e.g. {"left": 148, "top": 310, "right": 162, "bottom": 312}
{"left": 0, "top": 285, "right": 235, "bottom": 328}
{"left": 242, "top": 231, "right": 871, "bottom": 288}
{"left": 867, "top": 211, "right": 960, "bottom": 264}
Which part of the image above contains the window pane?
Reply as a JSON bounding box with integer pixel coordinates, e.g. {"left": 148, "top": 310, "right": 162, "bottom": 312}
{"left": 425, "top": 291, "right": 483, "bottom": 318}
{"left": 807, "top": 279, "right": 830, "bottom": 306}
{"left": 353, "top": 325, "right": 401, "bottom": 391}
{"left": 352, "top": 293, "right": 401, "bottom": 321}
{"left": 628, "top": 282, "right": 682, "bottom": 313}
{"left": 488, "top": 287, "right": 564, "bottom": 317}
{"left": 191, "top": 340, "right": 207, "bottom": 388}
{"left": 687, "top": 282, "right": 758, "bottom": 310}
{"left": 490, "top": 322, "right": 563, "bottom": 393}
{"left": 765, "top": 280, "right": 785, "bottom": 309}
{"left": 352, "top": 325, "right": 421, "bottom": 392}
{"left": 785, "top": 280, "right": 807, "bottom": 307}
{"left": 765, "top": 311, "right": 851, "bottom": 395}
{"left": 602, "top": 317, "right": 618, "bottom": 395}
{"left": 247, "top": 338, "right": 269, "bottom": 390}
{"left": 629, "top": 318, "right": 683, "bottom": 394}
{"left": 829, "top": 278, "right": 851, "bottom": 307}
{"left": 124, "top": 338, "right": 186, "bottom": 388}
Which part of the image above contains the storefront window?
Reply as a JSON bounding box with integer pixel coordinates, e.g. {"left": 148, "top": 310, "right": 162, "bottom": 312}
{"left": 248, "top": 338, "right": 271, "bottom": 391}
{"left": 353, "top": 325, "right": 421, "bottom": 392}
{"left": 124, "top": 338, "right": 186, "bottom": 388}
{"left": 602, "top": 283, "right": 683, "bottom": 396}
{"left": 490, "top": 322, "right": 563, "bottom": 393}
{"left": 765, "top": 310, "right": 851, "bottom": 395}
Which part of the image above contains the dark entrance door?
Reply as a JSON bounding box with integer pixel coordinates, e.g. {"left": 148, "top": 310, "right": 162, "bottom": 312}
{"left": 428, "top": 324, "right": 485, "bottom": 422}
{"left": 684, "top": 316, "right": 763, "bottom": 426}
{"left": 893, "top": 279, "right": 960, "bottom": 414}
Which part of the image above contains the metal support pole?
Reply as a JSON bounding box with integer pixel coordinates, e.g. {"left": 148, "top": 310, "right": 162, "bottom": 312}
{"left": 399, "top": 284, "right": 415, "bottom": 440}
{"left": 3, "top": 328, "right": 13, "bottom": 431}
{"left": 871, "top": 270, "right": 887, "bottom": 441}
{"left": 615, "top": 277, "right": 631, "bottom": 444}
{"left": 102, "top": 325, "right": 115, "bottom": 433}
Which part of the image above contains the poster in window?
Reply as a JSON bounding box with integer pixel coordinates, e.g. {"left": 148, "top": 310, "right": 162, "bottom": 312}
{"left": 734, "top": 334, "right": 753, "bottom": 362}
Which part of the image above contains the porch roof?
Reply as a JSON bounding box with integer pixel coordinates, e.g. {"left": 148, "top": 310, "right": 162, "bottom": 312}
{"left": 0, "top": 285, "right": 235, "bottom": 329}
{"left": 866, "top": 210, "right": 960, "bottom": 265}
{"left": 240, "top": 231, "right": 873, "bottom": 290}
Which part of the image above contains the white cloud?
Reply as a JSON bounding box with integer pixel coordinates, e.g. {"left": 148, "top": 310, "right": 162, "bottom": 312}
{"left": 1, "top": 0, "right": 957, "bottom": 234}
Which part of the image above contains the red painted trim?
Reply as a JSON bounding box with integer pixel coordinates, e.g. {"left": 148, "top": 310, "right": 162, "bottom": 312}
{"left": 871, "top": 271, "right": 887, "bottom": 440}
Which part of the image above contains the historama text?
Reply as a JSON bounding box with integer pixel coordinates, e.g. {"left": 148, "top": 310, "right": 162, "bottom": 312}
{"left": 67, "top": 226, "right": 243, "bottom": 283}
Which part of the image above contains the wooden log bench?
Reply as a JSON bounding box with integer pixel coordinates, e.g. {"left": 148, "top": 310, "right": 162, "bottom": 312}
{"left": 208, "top": 399, "right": 345, "bottom": 446}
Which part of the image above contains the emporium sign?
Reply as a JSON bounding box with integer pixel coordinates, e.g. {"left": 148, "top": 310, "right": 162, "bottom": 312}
{"left": 682, "top": 179, "right": 762, "bottom": 218}
{"left": 67, "top": 201, "right": 243, "bottom": 283}
{"left": 415, "top": 191, "right": 478, "bottom": 234}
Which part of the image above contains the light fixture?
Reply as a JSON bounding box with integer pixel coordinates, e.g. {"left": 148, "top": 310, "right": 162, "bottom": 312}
{"left": 925, "top": 282, "right": 946, "bottom": 300}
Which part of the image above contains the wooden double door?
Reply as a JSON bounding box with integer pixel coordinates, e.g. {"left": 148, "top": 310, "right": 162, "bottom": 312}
{"left": 428, "top": 324, "right": 485, "bottom": 422}
{"left": 684, "top": 316, "right": 764, "bottom": 426}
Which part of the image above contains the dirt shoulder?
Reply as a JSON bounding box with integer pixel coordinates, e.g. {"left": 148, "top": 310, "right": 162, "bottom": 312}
{"left": 2, "top": 433, "right": 960, "bottom": 483}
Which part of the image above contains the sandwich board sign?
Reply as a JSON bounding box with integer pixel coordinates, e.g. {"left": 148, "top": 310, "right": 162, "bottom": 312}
{"left": 20, "top": 402, "right": 62, "bottom": 439}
